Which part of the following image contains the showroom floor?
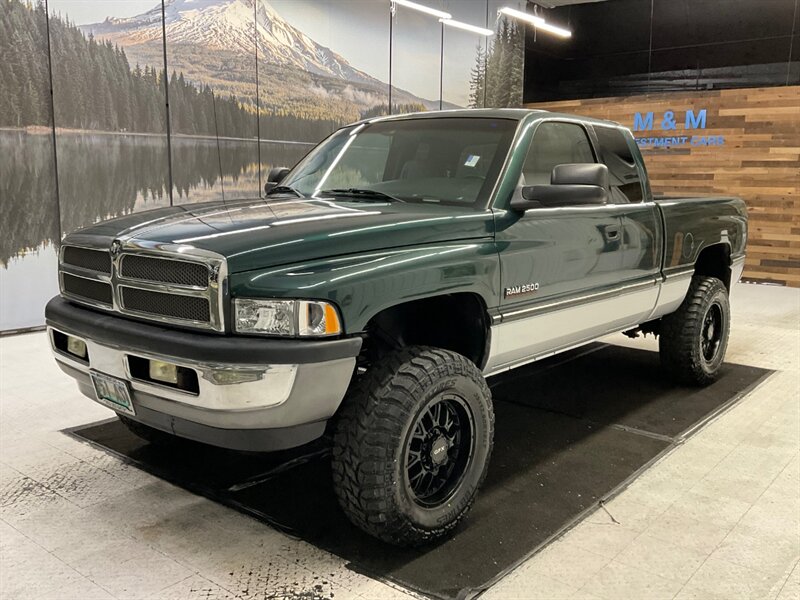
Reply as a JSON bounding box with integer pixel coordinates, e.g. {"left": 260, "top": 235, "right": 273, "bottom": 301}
{"left": 1, "top": 282, "right": 798, "bottom": 600}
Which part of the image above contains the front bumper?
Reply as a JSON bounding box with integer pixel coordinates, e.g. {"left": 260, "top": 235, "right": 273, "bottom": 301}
{"left": 46, "top": 296, "right": 361, "bottom": 451}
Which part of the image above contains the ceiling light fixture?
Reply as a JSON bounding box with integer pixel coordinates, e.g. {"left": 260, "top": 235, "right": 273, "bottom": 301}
{"left": 393, "top": 0, "right": 452, "bottom": 20}
{"left": 498, "top": 6, "right": 572, "bottom": 39}
{"left": 439, "top": 18, "right": 495, "bottom": 37}
{"left": 530, "top": 20, "right": 571, "bottom": 38}
{"left": 498, "top": 6, "right": 545, "bottom": 25}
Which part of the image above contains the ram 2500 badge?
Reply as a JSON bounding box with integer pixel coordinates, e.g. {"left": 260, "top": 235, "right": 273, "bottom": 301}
{"left": 47, "top": 109, "right": 747, "bottom": 546}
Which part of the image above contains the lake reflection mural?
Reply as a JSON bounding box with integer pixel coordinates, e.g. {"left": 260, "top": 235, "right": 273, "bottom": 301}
{"left": 1, "top": 0, "right": 524, "bottom": 330}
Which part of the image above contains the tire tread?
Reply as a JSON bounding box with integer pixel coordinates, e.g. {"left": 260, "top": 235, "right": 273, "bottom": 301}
{"left": 331, "top": 346, "right": 494, "bottom": 546}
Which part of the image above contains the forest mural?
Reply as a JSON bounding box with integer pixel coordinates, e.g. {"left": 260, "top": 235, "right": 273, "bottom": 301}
{"left": 0, "top": 0, "right": 526, "bottom": 330}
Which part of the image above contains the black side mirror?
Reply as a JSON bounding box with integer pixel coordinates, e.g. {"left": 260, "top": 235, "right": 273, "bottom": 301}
{"left": 264, "top": 167, "right": 290, "bottom": 193}
{"left": 511, "top": 163, "right": 609, "bottom": 211}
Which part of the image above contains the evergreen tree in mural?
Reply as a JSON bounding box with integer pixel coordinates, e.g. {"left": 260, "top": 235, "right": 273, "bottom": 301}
{"left": 0, "top": 0, "right": 51, "bottom": 127}
{"left": 469, "top": 18, "right": 524, "bottom": 109}
{"left": 0, "top": 0, "right": 342, "bottom": 141}
{"left": 469, "top": 43, "right": 487, "bottom": 109}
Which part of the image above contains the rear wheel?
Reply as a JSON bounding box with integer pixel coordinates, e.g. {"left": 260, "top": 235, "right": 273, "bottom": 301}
{"left": 332, "top": 346, "right": 494, "bottom": 546}
{"left": 118, "top": 415, "right": 180, "bottom": 447}
{"left": 659, "top": 275, "right": 730, "bottom": 386}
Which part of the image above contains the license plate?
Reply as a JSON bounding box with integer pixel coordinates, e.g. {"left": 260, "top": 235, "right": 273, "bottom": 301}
{"left": 90, "top": 371, "right": 135, "bottom": 416}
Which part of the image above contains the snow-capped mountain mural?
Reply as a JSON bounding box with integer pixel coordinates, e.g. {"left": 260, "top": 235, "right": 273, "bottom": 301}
{"left": 80, "top": 0, "right": 442, "bottom": 121}
{"left": 0, "top": 0, "right": 525, "bottom": 330}
{"left": 84, "top": 0, "right": 374, "bottom": 84}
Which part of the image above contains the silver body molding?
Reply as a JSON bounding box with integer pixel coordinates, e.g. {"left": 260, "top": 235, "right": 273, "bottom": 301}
{"left": 483, "top": 269, "right": 697, "bottom": 377}
{"left": 48, "top": 327, "right": 355, "bottom": 430}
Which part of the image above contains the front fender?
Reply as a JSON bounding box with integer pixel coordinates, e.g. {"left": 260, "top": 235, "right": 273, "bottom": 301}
{"left": 229, "top": 242, "right": 501, "bottom": 333}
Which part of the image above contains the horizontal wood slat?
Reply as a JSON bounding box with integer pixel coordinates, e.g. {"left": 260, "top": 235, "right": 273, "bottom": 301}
{"left": 525, "top": 86, "right": 800, "bottom": 287}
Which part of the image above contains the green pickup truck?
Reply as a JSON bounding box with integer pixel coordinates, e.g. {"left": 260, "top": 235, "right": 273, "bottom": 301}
{"left": 47, "top": 109, "right": 747, "bottom": 545}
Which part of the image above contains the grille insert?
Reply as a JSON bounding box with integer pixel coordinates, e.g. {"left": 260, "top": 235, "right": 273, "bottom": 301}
{"left": 120, "top": 255, "right": 208, "bottom": 287}
{"left": 121, "top": 287, "right": 210, "bottom": 323}
{"left": 63, "top": 274, "right": 113, "bottom": 306}
{"left": 63, "top": 246, "right": 111, "bottom": 274}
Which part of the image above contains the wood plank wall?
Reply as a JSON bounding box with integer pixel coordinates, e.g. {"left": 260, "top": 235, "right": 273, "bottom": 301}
{"left": 525, "top": 86, "right": 800, "bottom": 287}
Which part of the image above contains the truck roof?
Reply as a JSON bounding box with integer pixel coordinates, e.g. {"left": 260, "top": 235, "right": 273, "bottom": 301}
{"left": 360, "top": 108, "right": 624, "bottom": 128}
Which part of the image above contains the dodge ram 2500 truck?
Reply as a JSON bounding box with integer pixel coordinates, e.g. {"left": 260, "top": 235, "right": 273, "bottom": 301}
{"left": 47, "top": 109, "right": 747, "bottom": 546}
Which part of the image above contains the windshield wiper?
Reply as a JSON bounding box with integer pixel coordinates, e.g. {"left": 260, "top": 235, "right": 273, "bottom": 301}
{"left": 266, "top": 185, "right": 305, "bottom": 198}
{"left": 319, "top": 188, "right": 405, "bottom": 203}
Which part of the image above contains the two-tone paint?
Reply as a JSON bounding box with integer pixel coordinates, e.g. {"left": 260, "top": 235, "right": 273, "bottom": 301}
{"left": 48, "top": 109, "right": 747, "bottom": 449}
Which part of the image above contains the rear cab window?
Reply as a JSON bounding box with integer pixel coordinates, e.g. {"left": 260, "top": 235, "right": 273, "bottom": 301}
{"left": 593, "top": 125, "right": 645, "bottom": 204}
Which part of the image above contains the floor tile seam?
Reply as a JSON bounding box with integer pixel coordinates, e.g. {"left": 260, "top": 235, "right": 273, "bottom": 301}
{"left": 570, "top": 542, "right": 686, "bottom": 600}
{"left": 0, "top": 515, "right": 119, "bottom": 598}
{"left": 272, "top": 545, "right": 371, "bottom": 595}
{"left": 568, "top": 505, "right": 683, "bottom": 597}
{"left": 505, "top": 371, "right": 776, "bottom": 599}
{"left": 685, "top": 423, "right": 793, "bottom": 490}
{"left": 154, "top": 572, "right": 237, "bottom": 598}
{"left": 0, "top": 462, "right": 85, "bottom": 512}
{"left": 43, "top": 433, "right": 142, "bottom": 485}
{"left": 679, "top": 445, "right": 798, "bottom": 585}
{"left": 85, "top": 526, "right": 234, "bottom": 597}
{"left": 512, "top": 540, "right": 612, "bottom": 588}
{"left": 630, "top": 389, "right": 795, "bottom": 597}
{"left": 196, "top": 548, "right": 356, "bottom": 598}
{"left": 609, "top": 527, "right": 706, "bottom": 588}
{"left": 772, "top": 559, "right": 799, "bottom": 600}
{"left": 691, "top": 391, "right": 787, "bottom": 444}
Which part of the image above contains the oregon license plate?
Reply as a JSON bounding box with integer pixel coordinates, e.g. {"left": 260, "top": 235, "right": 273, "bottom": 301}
{"left": 90, "top": 371, "right": 135, "bottom": 416}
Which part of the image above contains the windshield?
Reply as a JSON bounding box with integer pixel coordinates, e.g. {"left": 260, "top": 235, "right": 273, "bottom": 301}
{"left": 281, "top": 117, "right": 518, "bottom": 206}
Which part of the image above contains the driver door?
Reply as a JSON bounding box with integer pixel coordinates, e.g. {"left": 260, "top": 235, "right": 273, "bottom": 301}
{"left": 487, "top": 121, "right": 626, "bottom": 371}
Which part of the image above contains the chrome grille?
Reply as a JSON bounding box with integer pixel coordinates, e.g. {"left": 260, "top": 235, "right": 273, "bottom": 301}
{"left": 120, "top": 255, "right": 208, "bottom": 287}
{"left": 62, "top": 246, "right": 111, "bottom": 274}
{"left": 121, "top": 287, "right": 211, "bottom": 322}
{"left": 62, "top": 273, "right": 113, "bottom": 306}
{"left": 58, "top": 242, "right": 226, "bottom": 332}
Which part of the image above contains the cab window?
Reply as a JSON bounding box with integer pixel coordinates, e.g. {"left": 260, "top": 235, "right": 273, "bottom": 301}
{"left": 593, "top": 126, "right": 644, "bottom": 203}
{"left": 519, "top": 121, "right": 596, "bottom": 187}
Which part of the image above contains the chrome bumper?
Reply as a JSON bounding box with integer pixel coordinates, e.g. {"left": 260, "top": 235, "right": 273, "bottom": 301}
{"left": 50, "top": 327, "right": 354, "bottom": 423}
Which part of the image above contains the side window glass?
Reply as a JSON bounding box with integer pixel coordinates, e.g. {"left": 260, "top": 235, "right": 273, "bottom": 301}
{"left": 594, "top": 126, "right": 643, "bottom": 203}
{"left": 519, "top": 122, "right": 595, "bottom": 187}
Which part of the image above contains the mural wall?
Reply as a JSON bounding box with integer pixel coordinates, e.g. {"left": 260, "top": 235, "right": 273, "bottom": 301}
{"left": 1, "top": 0, "right": 525, "bottom": 332}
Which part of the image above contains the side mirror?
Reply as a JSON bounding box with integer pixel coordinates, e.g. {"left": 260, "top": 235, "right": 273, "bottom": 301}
{"left": 264, "top": 167, "right": 290, "bottom": 193}
{"left": 511, "top": 163, "right": 608, "bottom": 211}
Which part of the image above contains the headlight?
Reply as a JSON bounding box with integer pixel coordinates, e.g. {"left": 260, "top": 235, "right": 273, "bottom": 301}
{"left": 234, "top": 298, "right": 342, "bottom": 337}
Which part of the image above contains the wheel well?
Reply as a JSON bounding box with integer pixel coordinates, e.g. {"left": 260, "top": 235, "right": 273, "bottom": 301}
{"left": 360, "top": 294, "right": 490, "bottom": 369}
{"left": 694, "top": 244, "right": 732, "bottom": 290}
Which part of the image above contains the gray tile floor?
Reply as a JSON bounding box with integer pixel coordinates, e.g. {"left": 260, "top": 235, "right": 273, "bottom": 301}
{"left": 1, "top": 282, "right": 798, "bottom": 600}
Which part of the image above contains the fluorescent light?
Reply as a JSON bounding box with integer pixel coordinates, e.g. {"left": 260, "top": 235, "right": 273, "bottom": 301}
{"left": 393, "top": 0, "right": 451, "bottom": 20}
{"left": 498, "top": 6, "right": 544, "bottom": 25}
{"left": 498, "top": 6, "right": 572, "bottom": 39}
{"left": 439, "top": 18, "right": 495, "bottom": 36}
{"left": 533, "top": 20, "right": 571, "bottom": 38}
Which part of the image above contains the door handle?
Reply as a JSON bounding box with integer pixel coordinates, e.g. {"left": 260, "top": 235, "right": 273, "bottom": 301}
{"left": 604, "top": 226, "right": 620, "bottom": 240}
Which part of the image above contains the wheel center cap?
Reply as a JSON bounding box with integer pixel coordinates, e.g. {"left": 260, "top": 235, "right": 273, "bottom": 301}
{"left": 707, "top": 322, "right": 715, "bottom": 339}
{"left": 430, "top": 436, "right": 449, "bottom": 465}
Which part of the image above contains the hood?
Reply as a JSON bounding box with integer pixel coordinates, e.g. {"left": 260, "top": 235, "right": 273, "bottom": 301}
{"left": 69, "top": 197, "right": 495, "bottom": 273}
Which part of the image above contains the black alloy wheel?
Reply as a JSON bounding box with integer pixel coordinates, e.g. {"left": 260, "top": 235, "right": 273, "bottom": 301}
{"left": 660, "top": 275, "right": 731, "bottom": 386}
{"left": 405, "top": 394, "right": 474, "bottom": 508}
{"left": 701, "top": 302, "right": 724, "bottom": 362}
{"left": 332, "top": 346, "right": 494, "bottom": 546}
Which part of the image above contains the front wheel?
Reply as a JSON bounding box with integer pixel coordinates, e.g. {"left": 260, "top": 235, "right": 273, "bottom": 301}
{"left": 332, "top": 346, "right": 494, "bottom": 546}
{"left": 659, "top": 275, "right": 731, "bottom": 386}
